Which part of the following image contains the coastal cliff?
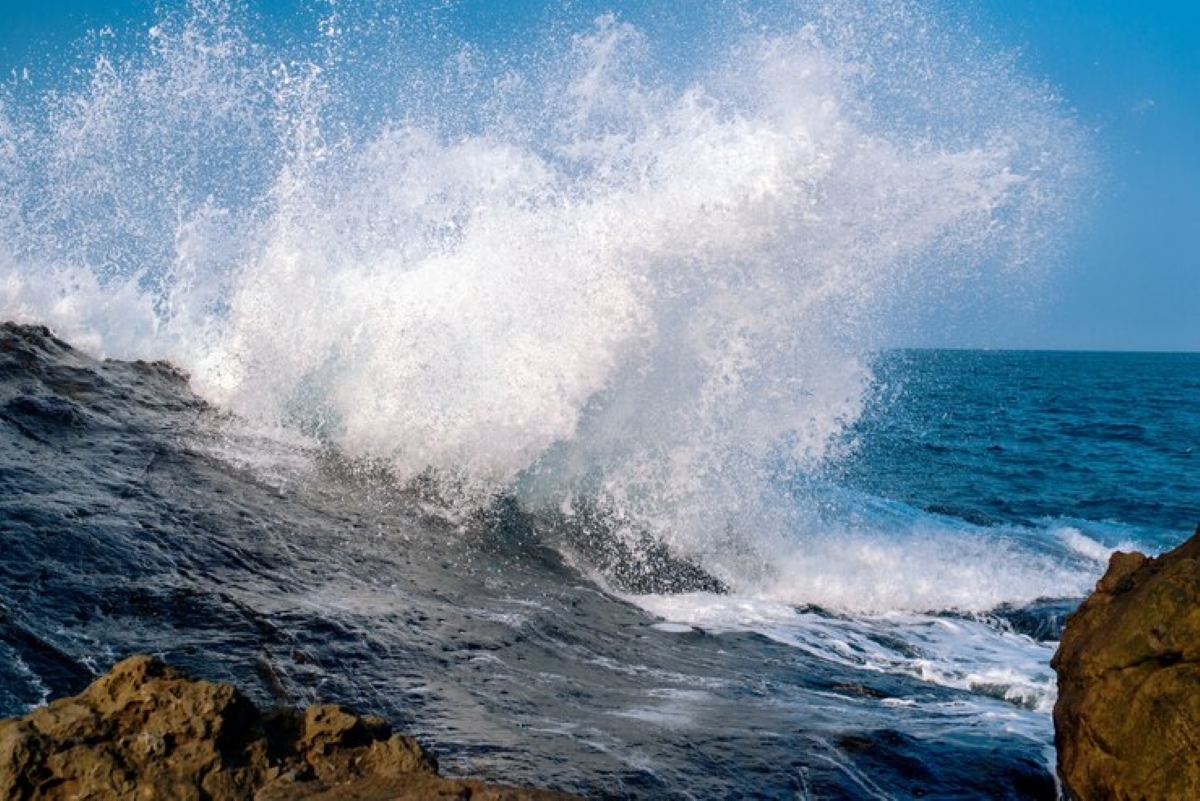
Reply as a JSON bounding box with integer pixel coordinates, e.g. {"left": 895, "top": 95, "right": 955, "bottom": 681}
{"left": 0, "top": 655, "right": 577, "bottom": 800}
{"left": 1052, "top": 527, "right": 1200, "bottom": 800}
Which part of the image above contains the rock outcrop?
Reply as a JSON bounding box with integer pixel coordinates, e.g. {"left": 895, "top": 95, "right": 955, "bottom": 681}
{"left": 0, "top": 654, "right": 578, "bottom": 800}
{"left": 1052, "top": 528, "right": 1200, "bottom": 800}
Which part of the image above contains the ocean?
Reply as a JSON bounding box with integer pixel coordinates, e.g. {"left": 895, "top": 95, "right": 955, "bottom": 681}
{"left": 0, "top": 2, "right": 1196, "bottom": 798}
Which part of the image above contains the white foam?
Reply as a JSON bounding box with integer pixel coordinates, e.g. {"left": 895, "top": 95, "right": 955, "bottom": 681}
{"left": 1056, "top": 526, "right": 1139, "bottom": 563}
{"left": 0, "top": 1, "right": 1090, "bottom": 589}
{"left": 757, "top": 527, "right": 1097, "bottom": 614}
{"left": 639, "top": 592, "right": 1062, "bottom": 713}
{"left": 0, "top": 264, "right": 161, "bottom": 360}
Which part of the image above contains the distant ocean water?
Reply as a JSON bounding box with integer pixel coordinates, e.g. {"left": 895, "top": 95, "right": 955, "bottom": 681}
{"left": 0, "top": 2, "right": 1189, "bottom": 797}
{"left": 844, "top": 350, "right": 1199, "bottom": 545}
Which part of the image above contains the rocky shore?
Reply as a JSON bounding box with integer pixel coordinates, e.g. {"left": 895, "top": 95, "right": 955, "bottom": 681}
{"left": 1053, "top": 526, "right": 1199, "bottom": 800}
{"left": 0, "top": 654, "right": 578, "bottom": 800}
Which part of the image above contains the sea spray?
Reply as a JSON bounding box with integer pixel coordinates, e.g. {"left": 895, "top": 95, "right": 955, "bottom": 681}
{"left": 0, "top": 0, "right": 1090, "bottom": 604}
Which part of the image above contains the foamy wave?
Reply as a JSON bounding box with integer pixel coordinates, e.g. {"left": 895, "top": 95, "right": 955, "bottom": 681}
{"left": 638, "top": 593, "right": 1062, "bottom": 715}
{"left": 756, "top": 528, "right": 1098, "bottom": 614}
{"left": 1056, "top": 526, "right": 1141, "bottom": 563}
{"left": 0, "top": 1, "right": 1090, "bottom": 577}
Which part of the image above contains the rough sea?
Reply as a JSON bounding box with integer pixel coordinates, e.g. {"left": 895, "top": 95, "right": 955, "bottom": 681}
{"left": 1, "top": 2, "right": 1196, "bottom": 798}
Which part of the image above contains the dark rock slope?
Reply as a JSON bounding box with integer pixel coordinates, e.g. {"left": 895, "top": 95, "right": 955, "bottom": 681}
{"left": 1052, "top": 527, "right": 1199, "bottom": 800}
{"left": 0, "top": 654, "right": 577, "bottom": 800}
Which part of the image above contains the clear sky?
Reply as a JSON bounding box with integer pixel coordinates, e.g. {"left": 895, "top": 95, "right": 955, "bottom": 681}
{"left": 1, "top": 1, "right": 1196, "bottom": 352}
{"left": 972, "top": 0, "right": 1199, "bottom": 351}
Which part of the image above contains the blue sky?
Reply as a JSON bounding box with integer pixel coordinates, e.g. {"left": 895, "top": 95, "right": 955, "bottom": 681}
{"left": 1, "top": 1, "right": 1196, "bottom": 351}
{"left": 973, "top": 0, "right": 1199, "bottom": 351}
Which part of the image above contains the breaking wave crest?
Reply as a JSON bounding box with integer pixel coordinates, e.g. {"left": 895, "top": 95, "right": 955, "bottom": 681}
{"left": 0, "top": 0, "right": 1090, "bottom": 604}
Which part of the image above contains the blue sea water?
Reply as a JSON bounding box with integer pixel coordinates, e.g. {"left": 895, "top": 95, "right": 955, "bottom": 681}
{"left": 845, "top": 349, "right": 1199, "bottom": 547}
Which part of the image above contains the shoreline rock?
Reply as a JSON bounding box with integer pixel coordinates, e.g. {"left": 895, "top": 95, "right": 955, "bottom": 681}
{"left": 1052, "top": 527, "right": 1200, "bottom": 800}
{"left": 0, "top": 654, "right": 579, "bottom": 800}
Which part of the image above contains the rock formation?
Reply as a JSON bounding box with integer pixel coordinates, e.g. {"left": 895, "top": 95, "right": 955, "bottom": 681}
{"left": 1052, "top": 528, "right": 1199, "bottom": 800}
{"left": 0, "top": 654, "right": 578, "bottom": 800}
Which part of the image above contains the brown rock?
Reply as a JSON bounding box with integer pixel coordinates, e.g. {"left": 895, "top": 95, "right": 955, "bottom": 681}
{"left": 0, "top": 654, "right": 579, "bottom": 800}
{"left": 1052, "top": 527, "right": 1200, "bottom": 800}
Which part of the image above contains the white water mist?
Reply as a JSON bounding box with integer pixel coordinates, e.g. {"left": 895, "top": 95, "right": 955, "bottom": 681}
{"left": 0, "top": 1, "right": 1090, "bottom": 603}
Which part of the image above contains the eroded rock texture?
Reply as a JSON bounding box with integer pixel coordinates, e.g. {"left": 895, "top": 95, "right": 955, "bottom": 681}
{"left": 0, "top": 654, "right": 577, "bottom": 800}
{"left": 1052, "top": 528, "right": 1199, "bottom": 800}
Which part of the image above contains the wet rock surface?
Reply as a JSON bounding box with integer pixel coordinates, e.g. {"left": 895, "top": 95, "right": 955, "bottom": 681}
{"left": 1052, "top": 527, "right": 1200, "bottom": 800}
{"left": 0, "top": 654, "right": 577, "bottom": 800}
